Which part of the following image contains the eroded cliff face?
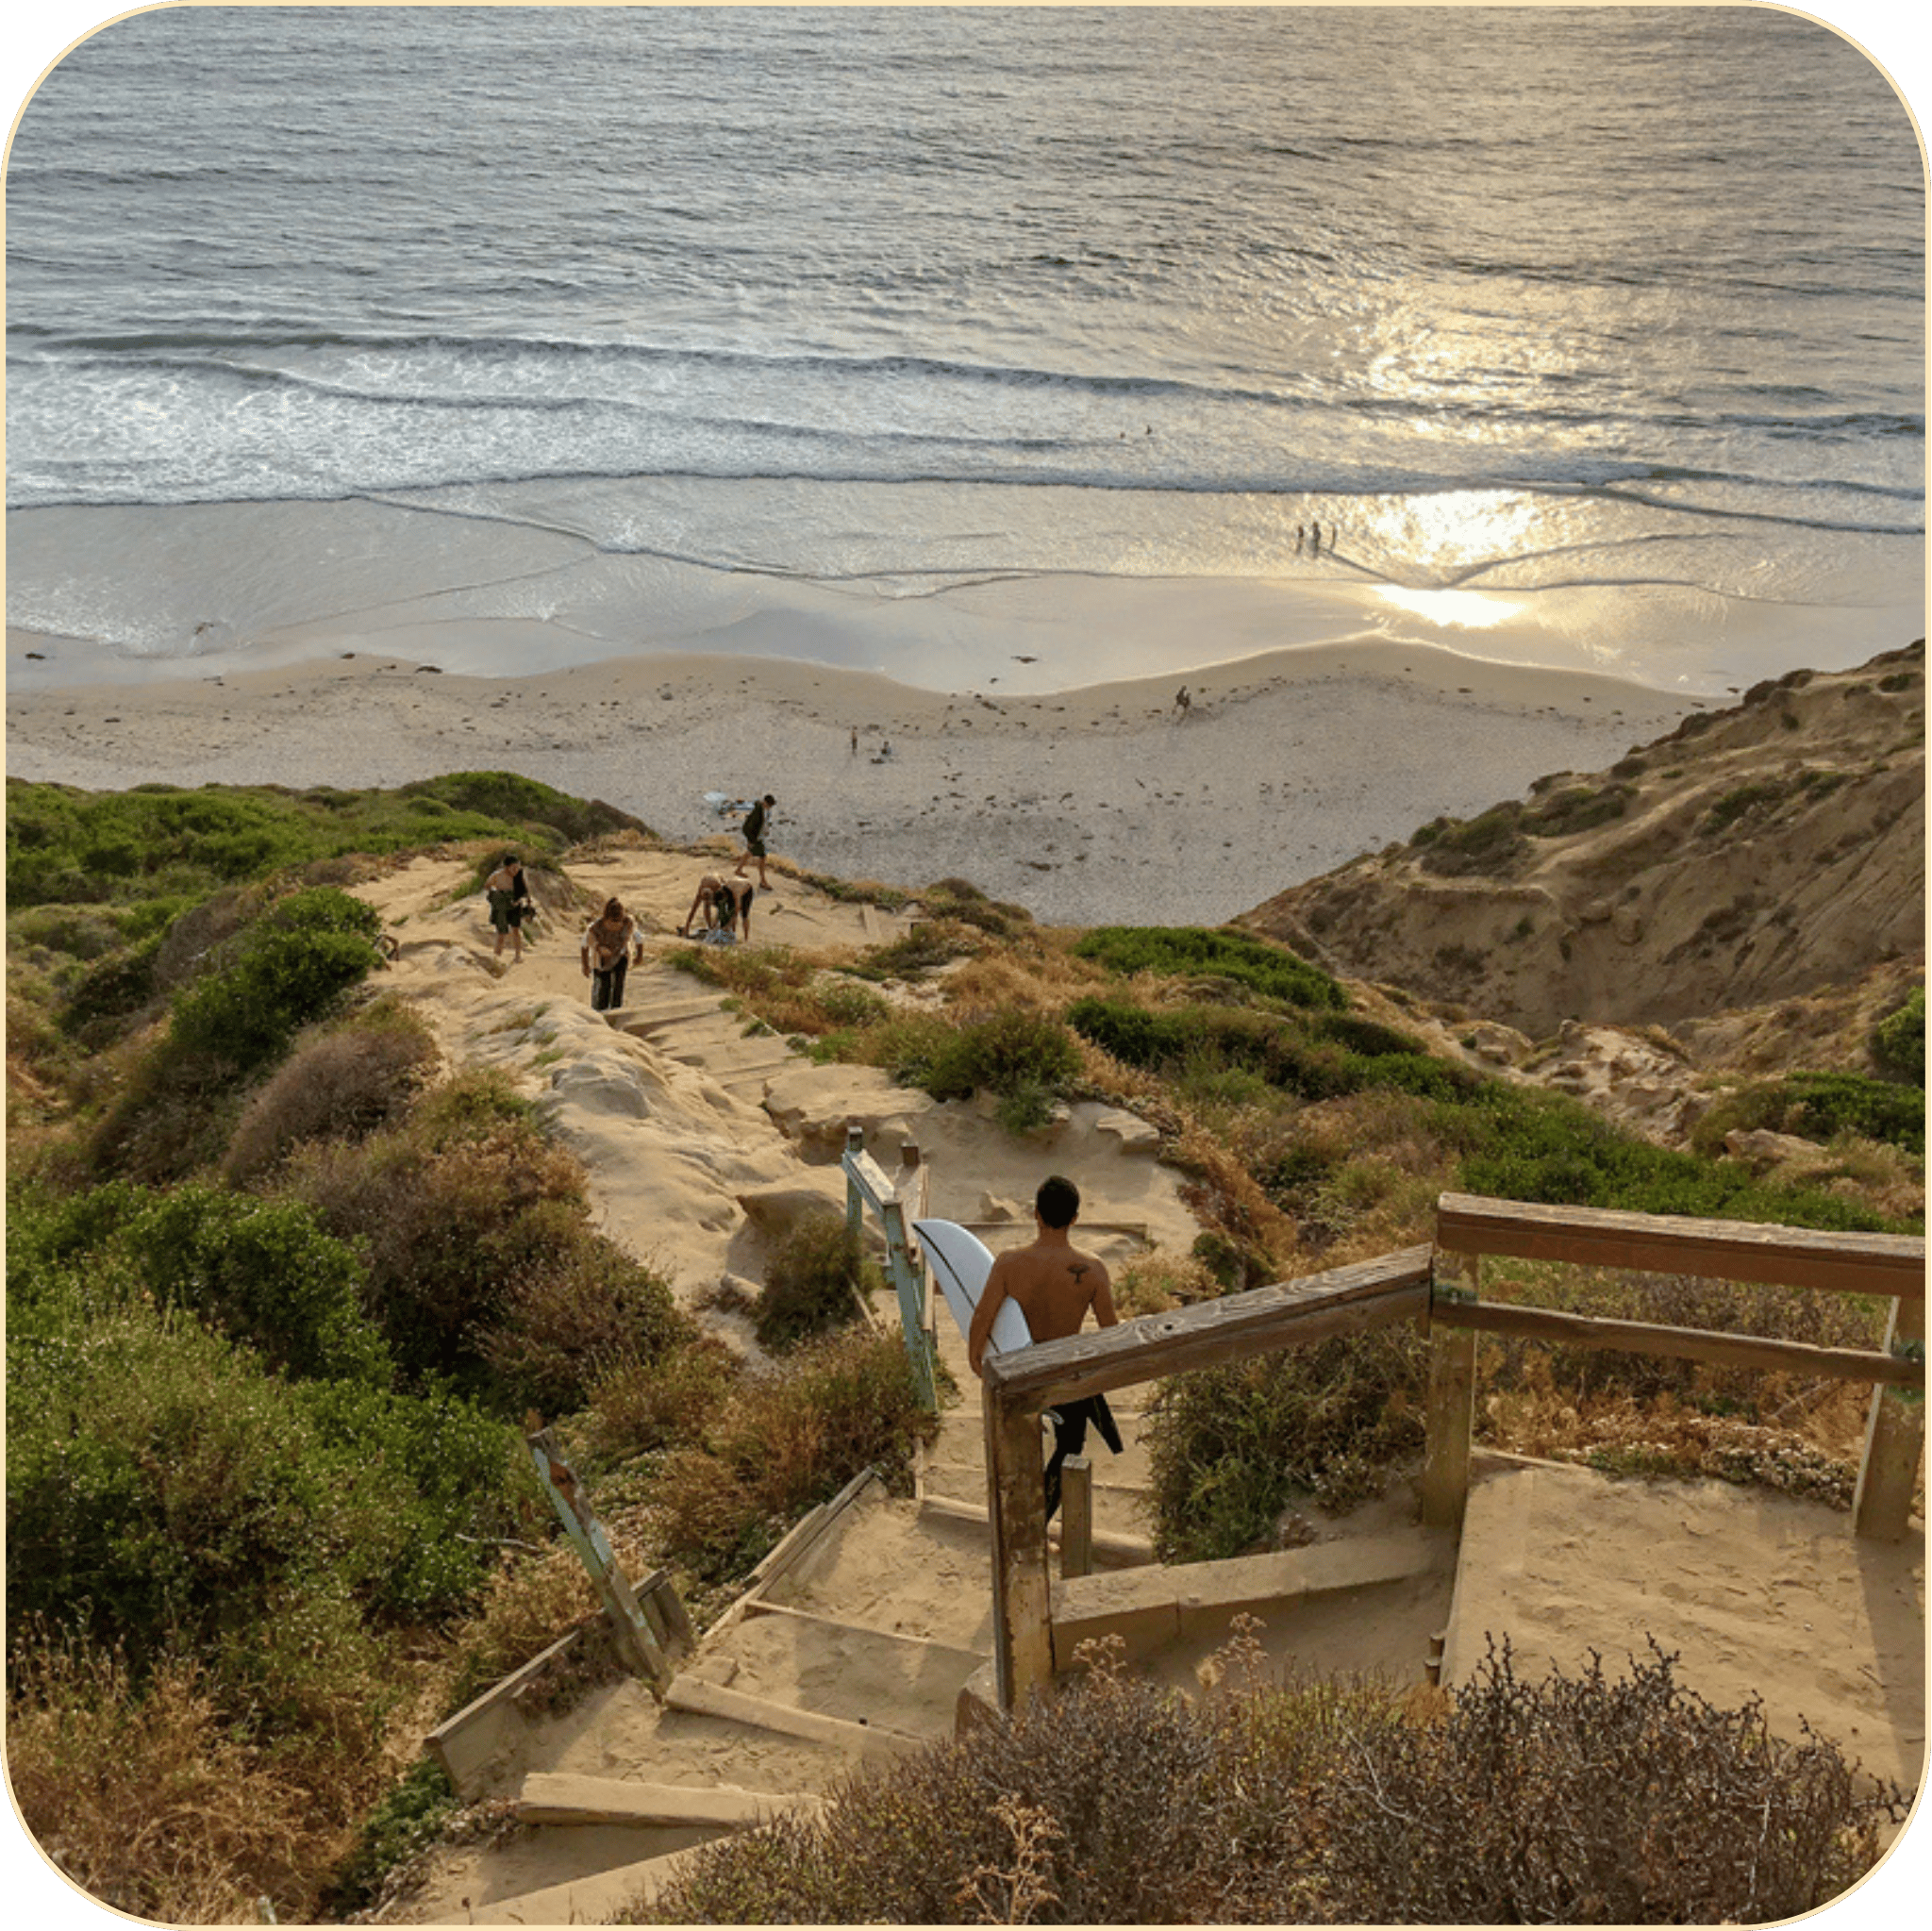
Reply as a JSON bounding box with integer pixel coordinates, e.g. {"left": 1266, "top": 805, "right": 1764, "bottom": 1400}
{"left": 1243, "top": 642, "right": 1925, "bottom": 1040}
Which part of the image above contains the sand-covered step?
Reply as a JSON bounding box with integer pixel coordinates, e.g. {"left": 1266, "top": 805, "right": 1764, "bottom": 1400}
{"left": 665, "top": 1674, "right": 926, "bottom": 1760}
{"left": 757, "top": 1489, "right": 997, "bottom": 1653}
{"left": 920, "top": 1490, "right": 1156, "bottom": 1570}
{"left": 616, "top": 996, "right": 730, "bottom": 1032}
{"left": 513, "top": 1772, "right": 822, "bottom": 1828}
{"left": 462, "top": 1840, "right": 710, "bottom": 1927}
{"left": 678, "top": 1606, "right": 982, "bottom": 1742}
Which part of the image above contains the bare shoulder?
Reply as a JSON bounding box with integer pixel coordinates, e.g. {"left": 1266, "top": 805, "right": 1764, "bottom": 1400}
{"left": 1064, "top": 1245, "right": 1109, "bottom": 1286}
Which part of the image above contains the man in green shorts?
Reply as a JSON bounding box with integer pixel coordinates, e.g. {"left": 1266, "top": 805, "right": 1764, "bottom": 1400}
{"left": 734, "top": 792, "right": 775, "bottom": 888}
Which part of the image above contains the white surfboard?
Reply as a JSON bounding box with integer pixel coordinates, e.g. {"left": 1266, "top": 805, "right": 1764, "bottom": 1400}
{"left": 913, "top": 1218, "right": 1034, "bottom": 1358}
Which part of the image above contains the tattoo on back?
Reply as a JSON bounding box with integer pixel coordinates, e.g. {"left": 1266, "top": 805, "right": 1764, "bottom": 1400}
{"left": 1069, "top": 1263, "right": 1089, "bottom": 1282}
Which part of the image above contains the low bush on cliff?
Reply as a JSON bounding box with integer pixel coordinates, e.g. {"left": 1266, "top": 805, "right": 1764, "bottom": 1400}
{"left": 754, "top": 1211, "right": 884, "bottom": 1350}
{"left": 1074, "top": 924, "right": 1343, "bottom": 1007}
{"left": 1690, "top": 1068, "right": 1925, "bottom": 1160}
{"left": 637, "top": 1636, "right": 1900, "bottom": 1925}
{"left": 1870, "top": 986, "right": 1924, "bottom": 1082}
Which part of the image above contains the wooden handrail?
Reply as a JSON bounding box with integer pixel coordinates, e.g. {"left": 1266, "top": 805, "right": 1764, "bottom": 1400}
{"left": 1436, "top": 1192, "right": 1924, "bottom": 1298}
{"left": 1433, "top": 1297, "right": 1921, "bottom": 1387}
{"left": 983, "top": 1247, "right": 1432, "bottom": 1410}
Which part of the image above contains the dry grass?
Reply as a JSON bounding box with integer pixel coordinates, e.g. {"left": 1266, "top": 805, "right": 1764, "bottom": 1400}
{"left": 8, "top": 1630, "right": 375, "bottom": 1924}
{"left": 222, "top": 997, "right": 440, "bottom": 1182}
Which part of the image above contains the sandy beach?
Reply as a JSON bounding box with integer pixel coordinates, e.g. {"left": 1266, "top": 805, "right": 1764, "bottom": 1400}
{"left": 6, "top": 625, "right": 1702, "bottom": 927}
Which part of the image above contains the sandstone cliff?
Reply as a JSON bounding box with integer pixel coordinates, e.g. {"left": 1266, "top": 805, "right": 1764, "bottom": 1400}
{"left": 1242, "top": 642, "right": 1924, "bottom": 1040}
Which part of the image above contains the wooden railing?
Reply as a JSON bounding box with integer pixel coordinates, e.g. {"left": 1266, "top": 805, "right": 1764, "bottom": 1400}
{"left": 1424, "top": 1193, "right": 1925, "bottom": 1541}
{"left": 842, "top": 1124, "right": 938, "bottom": 1408}
{"left": 977, "top": 1197, "right": 1925, "bottom": 1714}
{"left": 979, "top": 1247, "right": 1433, "bottom": 1710}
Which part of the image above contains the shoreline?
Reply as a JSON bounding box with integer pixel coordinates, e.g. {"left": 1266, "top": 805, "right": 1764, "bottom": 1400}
{"left": 6, "top": 637, "right": 1706, "bottom": 926}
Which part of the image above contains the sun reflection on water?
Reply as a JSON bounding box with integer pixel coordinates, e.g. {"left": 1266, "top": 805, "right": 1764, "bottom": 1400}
{"left": 1374, "top": 584, "right": 1528, "bottom": 630}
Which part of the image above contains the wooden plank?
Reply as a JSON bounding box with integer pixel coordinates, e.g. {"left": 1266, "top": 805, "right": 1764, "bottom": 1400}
{"left": 986, "top": 1390, "right": 1055, "bottom": 1711}
{"left": 514, "top": 1773, "right": 822, "bottom": 1829}
{"left": 1421, "top": 1250, "right": 1478, "bottom": 1530}
{"left": 916, "top": 1491, "right": 1156, "bottom": 1569}
{"left": 527, "top": 1427, "right": 670, "bottom": 1693}
{"left": 742, "top": 1599, "right": 988, "bottom": 1668}
{"left": 1434, "top": 1298, "right": 1924, "bottom": 1387}
{"left": 1059, "top": 1457, "right": 1093, "bottom": 1581}
{"left": 664, "top": 1674, "right": 924, "bottom": 1756}
{"left": 470, "top": 1842, "right": 709, "bottom": 1926}
{"left": 982, "top": 1248, "right": 1433, "bottom": 1408}
{"left": 1854, "top": 1293, "right": 1927, "bottom": 1540}
{"left": 1437, "top": 1192, "right": 1924, "bottom": 1298}
{"left": 748, "top": 1467, "right": 879, "bottom": 1596}
{"left": 425, "top": 1623, "right": 591, "bottom": 1800}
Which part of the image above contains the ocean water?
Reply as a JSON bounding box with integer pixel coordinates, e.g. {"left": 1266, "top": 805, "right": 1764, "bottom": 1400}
{"left": 5, "top": 5, "right": 1924, "bottom": 692}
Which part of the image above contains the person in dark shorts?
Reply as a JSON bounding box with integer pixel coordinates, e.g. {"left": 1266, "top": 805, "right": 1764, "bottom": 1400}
{"left": 677, "top": 872, "right": 756, "bottom": 943}
{"left": 968, "top": 1174, "right": 1124, "bottom": 1522}
{"left": 733, "top": 793, "right": 775, "bottom": 888}
{"left": 579, "top": 897, "right": 641, "bottom": 1011}
{"left": 484, "top": 855, "right": 533, "bottom": 962}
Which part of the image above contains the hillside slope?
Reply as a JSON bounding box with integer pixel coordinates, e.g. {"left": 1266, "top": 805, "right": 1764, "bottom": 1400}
{"left": 1242, "top": 642, "right": 1924, "bottom": 1038}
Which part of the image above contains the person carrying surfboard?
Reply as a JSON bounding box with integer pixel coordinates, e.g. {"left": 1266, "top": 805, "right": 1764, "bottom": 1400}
{"left": 968, "top": 1174, "right": 1123, "bottom": 1522}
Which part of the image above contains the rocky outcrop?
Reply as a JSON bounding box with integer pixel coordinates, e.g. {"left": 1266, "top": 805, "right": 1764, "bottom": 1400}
{"left": 1243, "top": 643, "right": 1925, "bottom": 1038}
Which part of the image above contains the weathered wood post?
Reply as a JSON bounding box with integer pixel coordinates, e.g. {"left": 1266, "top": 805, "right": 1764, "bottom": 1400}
{"left": 984, "top": 1378, "right": 1055, "bottom": 1710}
{"left": 841, "top": 1125, "right": 938, "bottom": 1409}
{"left": 1854, "top": 1290, "right": 1925, "bottom": 1541}
{"left": 1059, "top": 1456, "right": 1094, "bottom": 1580}
{"left": 844, "top": 1123, "right": 865, "bottom": 1246}
{"left": 1421, "top": 1246, "right": 1478, "bottom": 1530}
{"left": 526, "top": 1425, "right": 674, "bottom": 1696}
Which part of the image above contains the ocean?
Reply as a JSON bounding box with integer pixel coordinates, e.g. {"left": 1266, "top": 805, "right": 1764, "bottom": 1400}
{"left": 5, "top": 5, "right": 1924, "bottom": 694}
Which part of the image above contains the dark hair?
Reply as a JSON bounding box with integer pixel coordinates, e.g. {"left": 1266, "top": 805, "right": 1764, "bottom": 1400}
{"left": 763, "top": 793, "right": 776, "bottom": 805}
{"left": 1035, "top": 1174, "right": 1080, "bottom": 1229}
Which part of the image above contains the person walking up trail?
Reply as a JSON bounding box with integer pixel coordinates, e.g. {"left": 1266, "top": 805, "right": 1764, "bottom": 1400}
{"left": 579, "top": 897, "right": 641, "bottom": 1012}
{"left": 969, "top": 1174, "right": 1123, "bottom": 1522}
{"left": 484, "top": 854, "right": 533, "bottom": 962}
{"left": 734, "top": 792, "right": 775, "bottom": 888}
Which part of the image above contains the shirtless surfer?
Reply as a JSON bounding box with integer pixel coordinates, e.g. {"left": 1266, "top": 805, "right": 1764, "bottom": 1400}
{"left": 969, "top": 1174, "right": 1122, "bottom": 1521}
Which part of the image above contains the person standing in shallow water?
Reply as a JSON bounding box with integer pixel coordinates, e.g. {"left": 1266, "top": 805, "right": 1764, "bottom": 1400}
{"left": 484, "top": 854, "right": 532, "bottom": 962}
{"left": 734, "top": 793, "right": 775, "bottom": 888}
{"left": 969, "top": 1174, "right": 1124, "bottom": 1522}
{"left": 579, "top": 897, "right": 640, "bottom": 1011}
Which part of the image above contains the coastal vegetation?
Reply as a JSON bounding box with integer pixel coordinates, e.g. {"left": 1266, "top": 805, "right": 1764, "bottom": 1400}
{"left": 6, "top": 770, "right": 1920, "bottom": 1921}
{"left": 636, "top": 1632, "right": 1901, "bottom": 1925}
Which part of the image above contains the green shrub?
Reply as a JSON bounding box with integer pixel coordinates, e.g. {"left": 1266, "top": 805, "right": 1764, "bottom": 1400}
{"left": 653, "top": 1330, "right": 935, "bottom": 1581}
{"left": 755, "top": 1212, "right": 881, "bottom": 1351}
{"left": 1703, "top": 779, "right": 1789, "bottom": 834}
{"left": 169, "top": 887, "right": 383, "bottom": 1073}
{"left": 396, "top": 770, "right": 648, "bottom": 845}
{"left": 323, "top": 1757, "right": 461, "bottom": 1918}
{"left": 1691, "top": 1070, "right": 1925, "bottom": 1160}
{"left": 1413, "top": 803, "right": 1527, "bottom": 875}
{"left": 119, "top": 1185, "right": 390, "bottom": 1385}
{"left": 1074, "top": 925, "right": 1343, "bottom": 1007}
{"left": 1143, "top": 1324, "right": 1429, "bottom": 1559}
{"left": 1870, "top": 987, "right": 1924, "bottom": 1083}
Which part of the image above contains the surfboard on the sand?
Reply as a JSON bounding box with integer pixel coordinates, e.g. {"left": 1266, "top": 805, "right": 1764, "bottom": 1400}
{"left": 913, "top": 1218, "right": 1033, "bottom": 1358}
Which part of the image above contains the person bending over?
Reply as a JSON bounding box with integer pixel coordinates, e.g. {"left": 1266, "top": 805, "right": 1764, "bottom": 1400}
{"left": 968, "top": 1174, "right": 1122, "bottom": 1522}
{"left": 678, "top": 873, "right": 756, "bottom": 943}
{"left": 580, "top": 897, "right": 641, "bottom": 1011}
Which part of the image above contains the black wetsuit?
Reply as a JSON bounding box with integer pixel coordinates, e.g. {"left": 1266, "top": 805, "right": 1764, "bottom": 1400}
{"left": 1044, "top": 1392, "right": 1123, "bottom": 1522}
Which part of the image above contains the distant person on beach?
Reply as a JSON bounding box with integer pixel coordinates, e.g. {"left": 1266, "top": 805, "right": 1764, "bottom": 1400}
{"left": 1174, "top": 684, "right": 1191, "bottom": 716}
{"left": 850, "top": 725, "right": 859, "bottom": 756}
{"left": 678, "top": 872, "right": 756, "bottom": 943}
{"left": 484, "top": 855, "right": 533, "bottom": 962}
{"left": 734, "top": 792, "right": 775, "bottom": 888}
{"left": 579, "top": 897, "right": 641, "bottom": 1011}
{"left": 969, "top": 1174, "right": 1123, "bottom": 1523}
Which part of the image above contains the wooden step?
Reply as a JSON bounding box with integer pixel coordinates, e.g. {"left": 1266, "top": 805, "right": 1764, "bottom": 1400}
{"left": 514, "top": 1773, "right": 822, "bottom": 1829}
{"left": 918, "top": 1491, "right": 1155, "bottom": 1568}
{"left": 468, "top": 1841, "right": 708, "bottom": 1926}
{"left": 664, "top": 1676, "right": 925, "bottom": 1758}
